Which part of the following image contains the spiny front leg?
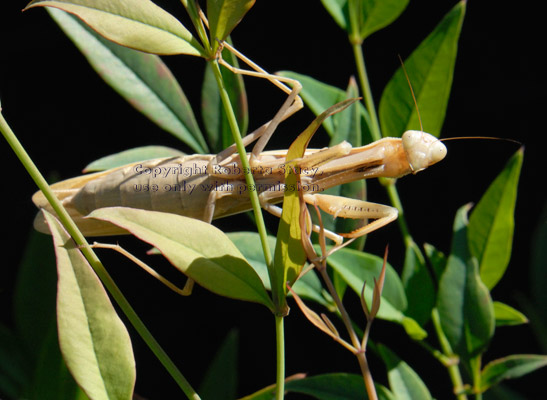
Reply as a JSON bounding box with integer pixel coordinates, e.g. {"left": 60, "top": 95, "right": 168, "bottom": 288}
{"left": 303, "top": 194, "right": 399, "bottom": 239}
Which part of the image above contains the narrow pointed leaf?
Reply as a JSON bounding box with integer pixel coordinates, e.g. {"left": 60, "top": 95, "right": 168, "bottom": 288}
{"left": 47, "top": 8, "right": 207, "bottom": 152}
{"left": 83, "top": 146, "right": 185, "bottom": 172}
{"left": 43, "top": 210, "right": 135, "bottom": 400}
{"left": 207, "top": 0, "right": 255, "bottom": 42}
{"left": 379, "top": 1, "right": 466, "bottom": 138}
{"left": 493, "top": 302, "right": 528, "bottom": 327}
{"left": 26, "top": 0, "right": 205, "bottom": 56}
{"left": 480, "top": 355, "right": 547, "bottom": 392}
{"left": 289, "top": 288, "right": 344, "bottom": 345}
{"left": 468, "top": 148, "right": 523, "bottom": 289}
{"left": 378, "top": 344, "right": 432, "bottom": 400}
{"left": 273, "top": 99, "right": 358, "bottom": 303}
{"left": 437, "top": 205, "right": 495, "bottom": 359}
{"left": 88, "top": 207, "right": 273, "bottom": 308}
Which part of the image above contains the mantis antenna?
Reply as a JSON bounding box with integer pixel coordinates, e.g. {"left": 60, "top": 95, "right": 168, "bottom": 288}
{"left": 397, "top": 55, "right": 521, "bottom": 146}
{"left": 398, "top": 54, "right": 424, "bottom": 133}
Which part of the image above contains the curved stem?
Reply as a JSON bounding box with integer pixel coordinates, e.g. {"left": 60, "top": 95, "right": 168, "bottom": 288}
{"left": 0, "top": 111, "right": 200, "bottom": 399}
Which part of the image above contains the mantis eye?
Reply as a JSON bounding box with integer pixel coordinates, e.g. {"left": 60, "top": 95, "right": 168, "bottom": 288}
{"left": 402, "top": 130, "right": 447, "bottom": 173}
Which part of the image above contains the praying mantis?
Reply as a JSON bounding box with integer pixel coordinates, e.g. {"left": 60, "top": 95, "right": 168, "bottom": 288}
{"left": 32, "top": 43, "right": 447, "bottom": 287}
{"left": 32, "top": 43, "right": 447, "bottom": 245}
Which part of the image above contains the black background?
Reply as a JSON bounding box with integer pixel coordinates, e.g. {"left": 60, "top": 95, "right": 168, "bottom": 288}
{"left": 1, "top": 1, "right": 544, "bottom": 399}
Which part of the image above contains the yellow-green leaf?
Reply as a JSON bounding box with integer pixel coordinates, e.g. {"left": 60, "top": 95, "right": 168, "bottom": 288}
{"left": 26, "top": 0, "right": 205, "bottom": 56}
{"left": 43, "top": 210, "right": 135, "bottom": 400}
{"left": 88, "top": 207, "right": 274, "bottom": 308}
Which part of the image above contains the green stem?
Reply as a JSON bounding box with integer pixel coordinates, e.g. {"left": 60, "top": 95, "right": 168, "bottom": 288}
{"left": 317, "top": 263, "right": 378, "bottom": 400}
{"left": 431, "top": 309, "right": 468, "bottom": 400}
{"left": 470, "top": 356, "right": 483, "bottom": 400}
{"left": 208, "top": 60, "right": 273, "bottom": 269}
{"left": 0, "top": 110, "right": 200, "bottom": 400}
{"left": 208, "top": 60, "right": 286, "bottom": 397}
{"left": 274, "top": 315, "right": 285, "bottom": 400}
{"left": 352, "top": 43, "right": 381, "bottom": 142}
{"left": 352, "top": 42, "right": 420, "bottom": 254}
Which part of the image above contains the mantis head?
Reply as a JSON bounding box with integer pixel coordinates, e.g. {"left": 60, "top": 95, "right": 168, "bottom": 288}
{"left": 402, "top": 130, "right": 447, "bottom": 173}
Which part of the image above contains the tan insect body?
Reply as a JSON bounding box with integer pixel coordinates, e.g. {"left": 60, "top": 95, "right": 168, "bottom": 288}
{"left": 32, "top": 130, "right": 446, "bottom": 238}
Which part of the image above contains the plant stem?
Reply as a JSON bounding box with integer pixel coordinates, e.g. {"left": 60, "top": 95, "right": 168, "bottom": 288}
{"left": 352, "top": 42, "right": 420, "bottom": 255}
{"left": 431, "top": 309, "right": 468, "bottom": 400}
{"left": 208, "top": 59, "right": 287, "bottom": 398}
{"left": 0, "top": 110, "right": 200, "bottom": 400}
{"left": 317, "top": 264, "right": 377, "bottom": 400}
{"left": 470, "top": 355, "right": 483, "bottom": 400}
{"left": 274, "top": 315, "right": 285, "bottom": 400}
{"left": 352, "top": 43, "right": 381, "bottom": 142}
{"left": 209, "top": 60, "right": 273, "bottom": 268}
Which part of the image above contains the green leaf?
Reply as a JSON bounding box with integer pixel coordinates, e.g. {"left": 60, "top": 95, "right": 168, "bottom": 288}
{"left": 26, "top": 0, "right": 205, "bottom": 56}
{"left": 328, "top": 247, "right": 427, "bottom": 339}
{"left": 480, "top": 355, "right": 547, "bottom": 392}
{"left": 83, "top": 146, "right": 186, "bottom": 172}
{"left": 437, "top": 205, "right": 495, "bottom": 359}
{"left": 199, "top": 329, "right": 238, "bottom": 400}
{"left": 202, "top": 43, "right": 248, "bottom": 153}
{"left": 423, "top": 242, "right": 447, "bottom": 283}
{"left": 285, "top": 373, "right": 395, "bottom": 400}
{"left": 47, "top": 8, "right": 207, "bottom": 153}
{"left": 227, "top": 232, "right": 333, "bottom": 307}
{"left": 378, "top": 344, "right": 432, "bottom": 400}
{"left": 88, "top": 207, "right": 274, "bottom": 308}
{"left": 379, "top": 1, "right": 466, "bottom": 138}
{"left": 493, "top": 301, "right": 528, "bottom": 327}
{"left": 277, "top": 71, "right": 372, "bottom": 142}
{"left": 401, "top": 241, "right": 435, "bottom": 327}
{"left": 207, "top": 0, "right": 255, "bottom": 42}
{"left": 468, "top": 148, "right": 523, "bottom": 289}
{"left": 320, "top": 0, "right": 348, "bottom": 30}
{"left": 356, "top": 0, "right": 409, "bottom": 40}
{"left": 326, "top": 249, "right": 406, "bottom": 320}
{"left": 43, "top": 210, "right": 135, "bottom": 400}
{"left": 321, "top": 0, "right": 408, "bottom": 40}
